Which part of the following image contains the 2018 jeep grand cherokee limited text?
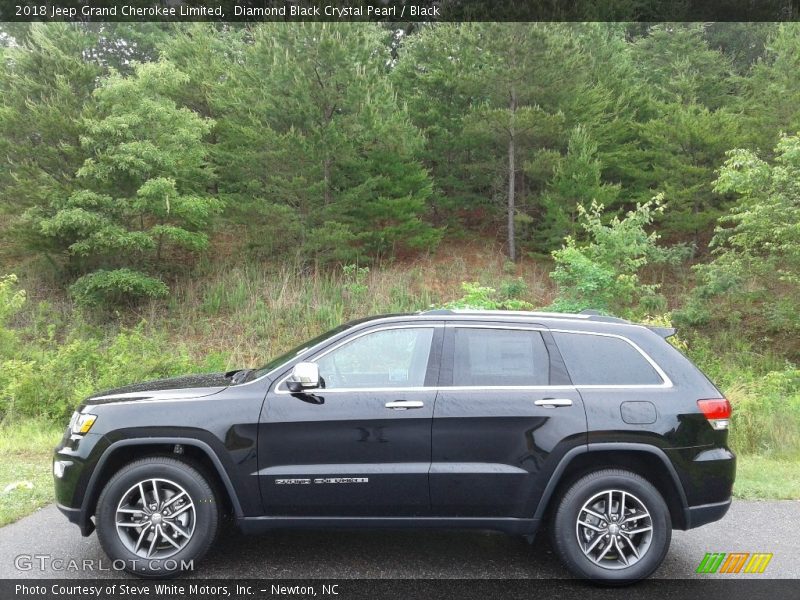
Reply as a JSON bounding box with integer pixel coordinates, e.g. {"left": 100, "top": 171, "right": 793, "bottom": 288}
{"left": 53, "top": 309, "right": 735, "bottom": 582}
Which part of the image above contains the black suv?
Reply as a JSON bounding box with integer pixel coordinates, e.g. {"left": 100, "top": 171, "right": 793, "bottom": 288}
{"left": 53, "top": 309, "right": 735, "bottom": 582}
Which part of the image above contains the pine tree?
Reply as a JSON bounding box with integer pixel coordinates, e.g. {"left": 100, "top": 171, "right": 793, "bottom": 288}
{"left": 20, "top": 61, "right": 221, "bottom": 305}
{"left": 392, "top": 24, "right": 486, "bottom": 228}
{"left": 0, "top": 24, "right": 100, "bottom": 216}
{"left": 461, "top": 23, "right": 577, "bottom": 261}
{"left": 631, "top": 24, "right": 742, "bottom": 243}
{"left": 215, "top": 23, "right": 439, "bottom": 263}
{"left": 742, "top": 24, "right": 800, "bottom": 153}
{"left": 534, "top": 126, "right": 621, "bottom": 252}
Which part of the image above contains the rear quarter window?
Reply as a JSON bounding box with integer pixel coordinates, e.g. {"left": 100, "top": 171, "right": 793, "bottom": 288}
{"left": 552, "top": 332, "right": 664, "bottom": 386}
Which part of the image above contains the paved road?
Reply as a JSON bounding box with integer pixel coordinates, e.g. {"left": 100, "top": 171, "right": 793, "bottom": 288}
{"left": 0, "top": 500, "right": 797, "bottom": 579}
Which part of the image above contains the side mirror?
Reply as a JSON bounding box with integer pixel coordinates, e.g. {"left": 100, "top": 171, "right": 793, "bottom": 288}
{"left": 286, "top": 362, "right": 320, "bottom": 393}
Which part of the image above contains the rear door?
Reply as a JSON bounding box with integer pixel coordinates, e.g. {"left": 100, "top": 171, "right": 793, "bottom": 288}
{"left": 430, "top": 322, "right": 587, "bottom": 517}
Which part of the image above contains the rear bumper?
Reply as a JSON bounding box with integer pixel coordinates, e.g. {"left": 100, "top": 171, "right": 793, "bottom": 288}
{"left": 685, "top": 498, "right": 732, "bottom": 529}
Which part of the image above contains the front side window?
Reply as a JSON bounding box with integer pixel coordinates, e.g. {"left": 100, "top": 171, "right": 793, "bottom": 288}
{"left": 452, "top": 328, "right": 549, "bottom": 386}
{"left": 552, "top": 332, "right": 664, "bottom": 385}
{"left": 315, "top": 327, "right": 435, "bottom": 389}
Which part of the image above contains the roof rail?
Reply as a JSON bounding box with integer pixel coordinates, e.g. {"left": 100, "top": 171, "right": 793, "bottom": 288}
{"left": 419, "top": 308, "right": 630, "bottom": 324}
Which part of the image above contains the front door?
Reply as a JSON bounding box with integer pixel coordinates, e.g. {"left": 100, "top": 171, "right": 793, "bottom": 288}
{"left": 258, "top": 324, "right": 442, "bottom": 517}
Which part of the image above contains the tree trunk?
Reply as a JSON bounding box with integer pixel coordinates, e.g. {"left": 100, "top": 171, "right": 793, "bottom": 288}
{"left": 323, "top": 156, "right": 332, "bottom": 206}
{"left": 507, "top": 87, "right": 517, "bottom": 262}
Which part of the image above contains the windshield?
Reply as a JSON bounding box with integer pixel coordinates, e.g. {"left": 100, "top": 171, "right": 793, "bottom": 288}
{"left": 251, "top": 323, "right": 353, "bottom": 379}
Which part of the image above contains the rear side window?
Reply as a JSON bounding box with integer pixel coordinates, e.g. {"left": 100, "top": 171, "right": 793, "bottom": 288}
{"left": 552, "top": 332, "right": 663, "bottom": 385}
{"left": 453, "top": 328, "right": 549, "bottom": 386}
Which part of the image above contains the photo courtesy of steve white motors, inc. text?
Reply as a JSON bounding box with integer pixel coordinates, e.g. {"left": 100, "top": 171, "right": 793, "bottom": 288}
{"left": 13, "top": 2, "right": 441, "bottom": 19}
{"left": 14, "top": 583, "right": 339, "bottom": 597}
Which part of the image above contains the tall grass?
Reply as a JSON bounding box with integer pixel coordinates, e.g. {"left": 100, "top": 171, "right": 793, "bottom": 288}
{"left": 150, "top": 246, "right": 555, "bottom": 369}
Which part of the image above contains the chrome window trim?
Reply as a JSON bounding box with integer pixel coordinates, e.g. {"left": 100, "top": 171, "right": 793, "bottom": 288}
{"left": 237, "top": 313, "right": 645, "bottom": 388}
{"left": 270, "top": 322, "right": 672, "bottom": 394}
{"left": 548, "top": 328, "right": 672, "bottom": 388}
{"left": 443, "top": 323, "right": 671, "bottom": 388}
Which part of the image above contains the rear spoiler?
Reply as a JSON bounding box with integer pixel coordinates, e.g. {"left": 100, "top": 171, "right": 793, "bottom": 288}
{"left": 647, "top": 326, "right": 676, "bottom": 339}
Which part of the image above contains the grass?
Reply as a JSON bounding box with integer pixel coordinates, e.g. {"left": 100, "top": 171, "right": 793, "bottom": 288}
{"left": 734, "top": 455, "right": 800, "bottom": 500}
{"left": 0, "top": 420, "right": 796, "bottom": 528}
{"left": 0, "top": 419, "right": 62, "bottom": 526}
{"left": 14, "top": 241, "right": 557, "bottom": 372}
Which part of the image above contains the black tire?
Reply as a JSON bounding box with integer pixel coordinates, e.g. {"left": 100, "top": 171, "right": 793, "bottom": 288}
{"left": 95, "top": 456, "right": 220, "bottom": 578}
{"left": 550, "top": 469, "right": 671, "bottom": 584}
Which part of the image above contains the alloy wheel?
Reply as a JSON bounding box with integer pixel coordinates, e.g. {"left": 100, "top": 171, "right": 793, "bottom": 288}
{"left": 115, "top": 478, "right": 196, "bottom": 559}
{"left": 575, "top": 489, "right": 654, "bottom": 570}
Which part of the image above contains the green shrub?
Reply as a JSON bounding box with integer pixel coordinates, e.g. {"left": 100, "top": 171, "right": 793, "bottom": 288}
{"left": 70, "top": 269, "right": 169, "bottom": 308}
{"left": 548, "top": 198, "right": 687, "bottom": 317}
{"left": 0, "top": 322, "right": 201, "bottom": 422}
{"left": 0, "top": 275, "right": 26, "bottom": 355}
{"left": 444, "top": 281, "right": 534, "bottom": 310}
{"left": 676, "top": 135, "right": 800, "bottom": 346}
{"left": 341, "top": 264, "right": 370, "bottom": 299}
{"left": 498, "top": 277, "right": 529, "bottom": 302}
{"left": 0, "top": 275, "right": 209, "bottom": 421}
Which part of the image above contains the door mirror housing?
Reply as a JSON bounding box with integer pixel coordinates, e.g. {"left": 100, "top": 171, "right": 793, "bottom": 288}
{"left": 287, "top": 362, "right": 320, "bottom": 392}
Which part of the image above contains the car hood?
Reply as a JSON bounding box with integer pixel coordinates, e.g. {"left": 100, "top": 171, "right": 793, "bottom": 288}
{"left": 84, "top": 372, "right": 235, "bottom": 405}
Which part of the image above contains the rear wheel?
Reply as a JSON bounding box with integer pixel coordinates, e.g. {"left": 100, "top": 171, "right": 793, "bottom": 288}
{"left": 96, "top": 457, "right": 220, "bottom": 578}
{"left": 550, "top": 469, "right": 671, "bottom": 583}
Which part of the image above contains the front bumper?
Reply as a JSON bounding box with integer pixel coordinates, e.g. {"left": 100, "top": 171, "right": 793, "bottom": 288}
{"left": 53, "top": 431, "right": 107, "bottom": 537}
{"left": 56, "top": 503, "right": 95, "bottom": 536}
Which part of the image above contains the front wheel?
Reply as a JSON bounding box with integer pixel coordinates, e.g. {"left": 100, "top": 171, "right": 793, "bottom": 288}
{"left": 96, "top": 457, "right": 220, "bottom": 578}
{"left": 550, "top": 469, "right": 671, "bottom": 584}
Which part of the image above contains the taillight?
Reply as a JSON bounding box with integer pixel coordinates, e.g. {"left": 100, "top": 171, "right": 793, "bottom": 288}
{"left": 697, "top": 398, "right": 732, "bottom": 430}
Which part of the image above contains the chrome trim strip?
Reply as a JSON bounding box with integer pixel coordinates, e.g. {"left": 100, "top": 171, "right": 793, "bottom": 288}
{"left": 255, "top": 462, "right": 528, "bottom": 476}
{"left": 272, "top": 322, "right": 672, "bottom": 394}
{"left": 436, "top": 309, "right": 593, "bottom": 319}
{"left": 256, "top": 463, "right": 430, "bottom": 476}
{"left": 547, "top": 327, "right": 673, "bottom": 388}
{"left": 429, "top": 462, "right": 528, "bottom": 474}
{"left": 236, "top": 313, "right": 645, "bottom": 388}
{"left": 106, "top": 383, "right": 670, "bottom": 406}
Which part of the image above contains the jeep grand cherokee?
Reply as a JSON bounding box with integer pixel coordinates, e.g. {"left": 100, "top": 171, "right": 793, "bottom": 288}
{"left": 53, "top": 309, "right": 735, "bottom": 582}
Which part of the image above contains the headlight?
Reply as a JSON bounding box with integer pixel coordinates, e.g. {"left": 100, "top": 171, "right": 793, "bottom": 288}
{"left": 70, "top": 412, "right": 97, "bottom": 435}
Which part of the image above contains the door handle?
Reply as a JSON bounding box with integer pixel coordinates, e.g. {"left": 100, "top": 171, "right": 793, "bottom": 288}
{"left": 534, "top": 398, "right": 573, "bottom": 408}
{"left": 385, "top": 400, "right": 424, "bottom": 410}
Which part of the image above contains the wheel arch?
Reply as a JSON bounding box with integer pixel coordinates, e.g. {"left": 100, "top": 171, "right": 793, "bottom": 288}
{"left": 81, "top": 437, "right": 243, "bottom": 533}
{"left": 535, "top": 443, "right": 689, "bottom": 530}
